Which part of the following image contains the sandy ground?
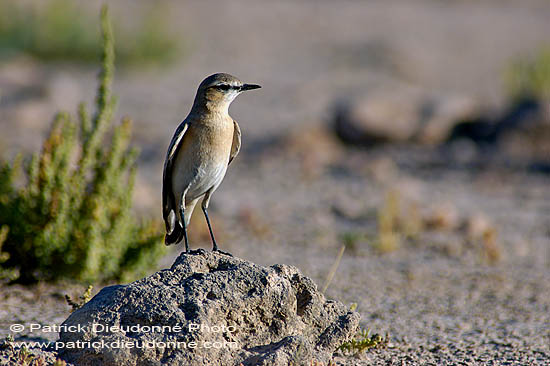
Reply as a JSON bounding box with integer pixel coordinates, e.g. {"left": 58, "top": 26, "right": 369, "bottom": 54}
{"left": 1, "top": 0, "right": 550, "bottom": 364}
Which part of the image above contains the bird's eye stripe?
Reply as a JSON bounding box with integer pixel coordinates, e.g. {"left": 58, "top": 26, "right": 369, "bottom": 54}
{"left": 208, "top": 84, "right": 243, "bottom": 91}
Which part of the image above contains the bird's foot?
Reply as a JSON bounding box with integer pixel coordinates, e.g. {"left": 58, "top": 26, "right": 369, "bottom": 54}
{"left": 213, "top": 248, "right": 233, "bottom": 257}
{"left": 184, "top": 248, "right": 207, "bottom": 255}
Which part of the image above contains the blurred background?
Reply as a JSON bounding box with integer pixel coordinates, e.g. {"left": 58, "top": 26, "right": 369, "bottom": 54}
{"left": 1, "top": 0, "right": 549, "bottom": 360}
{"left": 2, "top": 0, "right": 548, "bottom": 255}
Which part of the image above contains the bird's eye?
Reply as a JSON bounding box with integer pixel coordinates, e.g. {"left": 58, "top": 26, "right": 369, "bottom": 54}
{"left": 217, "top": 84, "right": 231, "bottom": 91}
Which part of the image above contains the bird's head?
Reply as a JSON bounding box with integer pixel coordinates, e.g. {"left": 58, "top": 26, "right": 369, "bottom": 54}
{"left": 193, "top": 73, "right": 261, "bottom": 113}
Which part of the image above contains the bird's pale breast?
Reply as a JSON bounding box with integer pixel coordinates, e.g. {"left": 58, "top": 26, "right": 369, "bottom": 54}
{"left": 171, "top": 118, "right": 234, "bottom": 202}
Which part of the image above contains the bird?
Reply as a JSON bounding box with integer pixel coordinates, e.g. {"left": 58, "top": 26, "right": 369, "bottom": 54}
{"left": 162, "top": 73, "right": 261, "bottom": 254}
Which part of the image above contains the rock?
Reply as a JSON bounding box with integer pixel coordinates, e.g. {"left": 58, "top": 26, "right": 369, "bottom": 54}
{"left": 58, "top": 249, "right": 359, "bottom": 366}
{"left": 494, "top": 98, "right": 550, "bottom": 162}
{"left": 332, "top": 88, "right": 480, "bottom": 146}
{"left": 444, "top": 97, "right": 550, "bottom": 166}
{"left": 417, "top": 95, "right": 480, "bottom": 145}
{"left": 334, "top": 89, "right": 423, "bottom": 145}
{"left": 447, "top": 98, "right": 548, "bottom": 143}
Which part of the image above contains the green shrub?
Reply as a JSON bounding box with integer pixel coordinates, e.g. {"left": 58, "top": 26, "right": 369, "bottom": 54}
{"left": 338, "top": 328, "right": 388, "bottom": 355}
{"left": 0, "top": 0, "right": 179, "bottom": 65}
{"left": 0, "top": 6, "right": 165, "bottom": 284}
{"left": 65, "top": 285, "right": 94, "bottom": 312}
{"left": 506, "top": 46, "right": 550, "bottom": 101}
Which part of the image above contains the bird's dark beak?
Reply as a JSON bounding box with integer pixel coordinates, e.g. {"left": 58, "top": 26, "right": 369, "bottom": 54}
{"left": 240, "top": 83, "right": 261, "bottom": 91}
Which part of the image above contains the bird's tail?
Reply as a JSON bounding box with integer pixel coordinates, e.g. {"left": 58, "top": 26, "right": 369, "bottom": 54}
{"left": 164, "top": 199, "right": 197, "bottom": 246}
{"left": 164, "top": 221, "right": 184, "bottom": 246}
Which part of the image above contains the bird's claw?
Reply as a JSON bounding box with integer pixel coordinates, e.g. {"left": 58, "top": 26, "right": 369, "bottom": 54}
{"left": 213, "top": 248, "right": 233, "bottom": 257}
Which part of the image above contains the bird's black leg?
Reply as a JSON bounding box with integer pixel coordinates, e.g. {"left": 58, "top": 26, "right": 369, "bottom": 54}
{"left": 202, "top": 206, "right": 218, "bottom": 251}
{"left": 180, "top": 200, "right": 190, "bottom": 252}
{"left": 202, "top": 206, "right": 232, "bottom": 256}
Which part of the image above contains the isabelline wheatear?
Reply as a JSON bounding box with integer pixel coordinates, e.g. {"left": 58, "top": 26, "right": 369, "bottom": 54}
{"left": 162, "top": 73, "right": 261, "bottom": 253}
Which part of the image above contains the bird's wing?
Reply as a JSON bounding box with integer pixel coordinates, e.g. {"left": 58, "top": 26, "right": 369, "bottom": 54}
{"left": 162, "top": 121, "right": 189, "bottom": 235}
{"left": 229, "top": 120, "right": 241, "bottom": 165}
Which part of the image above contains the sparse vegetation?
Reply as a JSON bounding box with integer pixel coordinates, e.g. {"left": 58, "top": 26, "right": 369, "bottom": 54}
{"left": 337, "top": 304, "right": 388, "bottom": 356}
{"left": 0, "top": 0, "right": 180, "bottom": 65}
{"left": 340, "top": 231, "right": 363, "bottom": 254}
{"left": 463, "top": 215, "right": 501, "bottom": 265}
{"left": 371, "top": 191, "right": 404, "bottom": 253}
{"left": 480, "top": 227, "right": 501, "bottom": 264}
{"left": 0, "top": 335, "right": 67, "bottom": 365}
{"left": 335, "top": 192, "right": 423, "bottom": 254}
{"left": 338, "top": 328, "right": 389, "bottom": 355}
{"left": 65, "top": 285, "right": 93, "bottom": 312}
{"left": 0, "top": 337, "right": 34, "bottom": 366}
{"left": 367, "top": 192, "right": 503, "bottom": 264}
{"left": 0, "top": 6, "right": 165, "bottom": 284}
{"left": 0, "top": 225, "right": 18, "bottom": 283}
{"left": 506, "top": 46, "right": 550, "bottom": 102}
{"left": 321, "top": 245, "right": 345, "bottom": 294}
{"left": 15, "top": 346, "right": 33, "bottom": 365}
